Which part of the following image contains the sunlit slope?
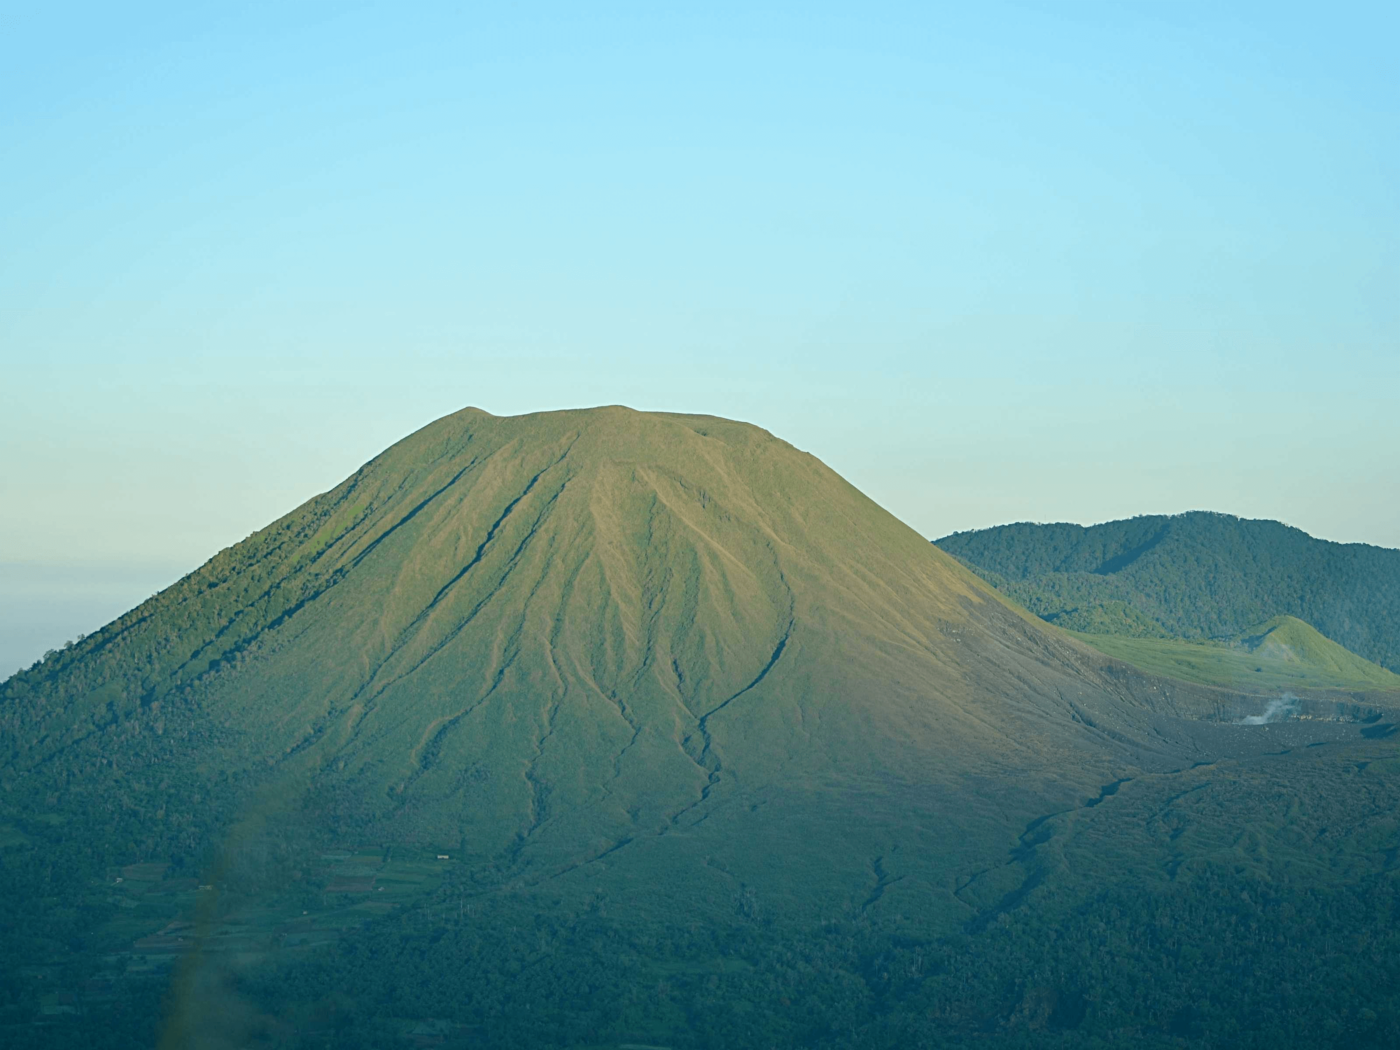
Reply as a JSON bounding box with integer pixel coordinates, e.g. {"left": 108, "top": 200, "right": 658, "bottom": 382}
{"left": 1073, "top": 616, "right": 1400, "bottom": 694}
{"left": 2, "top": 406, "right": 1189, "bottom": 920}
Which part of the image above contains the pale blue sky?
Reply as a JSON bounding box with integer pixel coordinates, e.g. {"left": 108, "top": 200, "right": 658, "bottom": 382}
{"left": 2, "top": 2, "right": 1397, "bottom": 674}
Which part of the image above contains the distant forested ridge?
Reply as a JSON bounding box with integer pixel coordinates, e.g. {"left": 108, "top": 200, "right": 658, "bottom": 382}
{"left": 935, "top": 511, "right": 1400, "bottom": 672}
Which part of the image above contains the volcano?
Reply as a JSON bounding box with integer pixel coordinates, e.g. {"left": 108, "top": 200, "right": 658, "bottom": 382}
{"left": 10, "top": 407, "right": 1394, "bottom": 1048}
{"left": 4, "top": 408, "right": 1250, "bottom": 917}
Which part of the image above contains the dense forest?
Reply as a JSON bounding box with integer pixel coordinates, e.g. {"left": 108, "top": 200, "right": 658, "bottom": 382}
{"left": 936, "top": 512, "right": 1400, "bottom": 671}
{"left": 5, "top": 737, "right": 1400, "bottom": 1048}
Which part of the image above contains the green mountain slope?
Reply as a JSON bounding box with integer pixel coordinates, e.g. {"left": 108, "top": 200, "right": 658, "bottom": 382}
{"left": 5, "top": 410, "right": 1399, "bottom": 1049}
{"left": 935, "top": 512, "right": 1400, "bottom": 671}
{"left": 1, "top": 406, "right": 1190, "bottom": 922}
{"left": 1073, "top": 615, "right": 1400, "bottom": 693}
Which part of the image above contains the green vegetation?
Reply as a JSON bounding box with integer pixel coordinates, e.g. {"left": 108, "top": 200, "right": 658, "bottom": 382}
{"left": 3, "top": 407, "right": 1399, "bottom": 1048}
{"left": 1074, "top": 616, "right": 1400, "bottom": 693}
{"left": 7, "top": 741, "right": 1399, "bottom": 1049}
{"left": 936, "top": 512, "right": 1400, "bottom": 671}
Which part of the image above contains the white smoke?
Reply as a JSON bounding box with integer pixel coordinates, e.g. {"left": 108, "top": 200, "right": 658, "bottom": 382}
{"left": 1237, "top": 694, "right": 1299, "bottom": 725}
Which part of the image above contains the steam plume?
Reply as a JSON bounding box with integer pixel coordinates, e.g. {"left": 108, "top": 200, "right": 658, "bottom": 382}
{"left": 1237, "top": 694, "right": 1299, "bottom": 725}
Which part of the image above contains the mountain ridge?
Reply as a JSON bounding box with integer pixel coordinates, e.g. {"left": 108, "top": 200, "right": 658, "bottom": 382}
{"left": 936, "top": 510, "right": 1400, "bottom": 671}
